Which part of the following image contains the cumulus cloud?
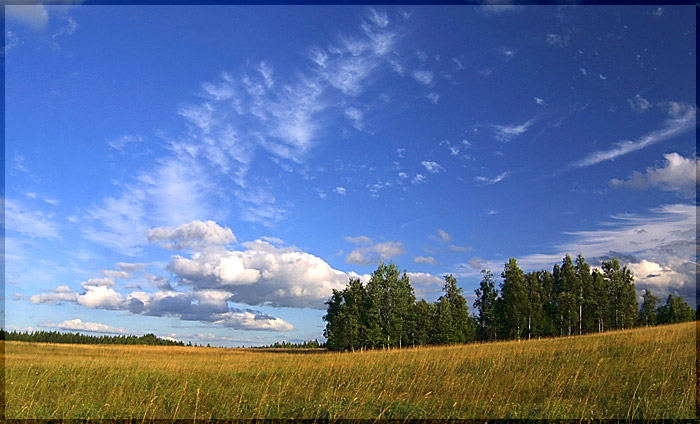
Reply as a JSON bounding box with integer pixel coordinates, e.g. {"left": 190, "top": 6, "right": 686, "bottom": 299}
{"left": 346, "top": 241, "right": 405, "bottom": 266}
{"left": 41, "top": 319, "right": 128, "bottom": 335}
{"left": 407, "top": 272, "right": 444, "bottom": 300}
{"left": 421, "top": 160, "right": 444, "bottom": 174}
{"left": 345, "top": 235, "right": 373, "bottom": 245}
{"left": 147, "top": 220, "right": 237, "bottom": 250}
{"left": 609, "top": 152, "right": 698, "bottom": 197}
{"left": 627, "top": 94, "right": 651, "bottom": 112}
{"left": 334, "top": 187, "right": 347, "bottom": 196}
{"left": 413, "top": 256, "right": 436, "bottom": 264}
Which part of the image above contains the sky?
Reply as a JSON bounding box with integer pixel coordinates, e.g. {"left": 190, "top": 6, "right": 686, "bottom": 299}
{"left": 3, "top": 5, "right": 697, "bottom": 347}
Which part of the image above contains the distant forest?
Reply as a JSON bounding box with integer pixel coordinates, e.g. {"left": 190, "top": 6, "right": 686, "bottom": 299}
{"left": 0, "top": 330, "right": 185, "bottom": 346}
{"left": 323, "top": 257, "right": 696, "bottom": 351}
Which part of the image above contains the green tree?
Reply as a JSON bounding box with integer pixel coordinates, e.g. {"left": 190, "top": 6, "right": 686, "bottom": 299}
{"left": 433, "top": 275, "right": 474, "bottom": 344}
{"left": 364, "top": 263, "right": 416, "bottom": 349}
{"left": 413, "top": 299, "right": 435, "bottom": 346}
{"left": 657, "top": 293, "right": 694, "bottom": 324}
{"left": 474, "top": 269, "right": 499, "bottom": 341}
{"left": 602, "top": 258, "right": 637, "bottom": 330}
{"left": 637, "top": 290, "right": 660, "bottom": 326}
{"left": 499, "top": 258, "right": 528, "bottom": 340}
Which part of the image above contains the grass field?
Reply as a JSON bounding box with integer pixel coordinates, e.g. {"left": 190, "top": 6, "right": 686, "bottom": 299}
{"left": 3, "top": 321, "right": 696, "bottom": 420}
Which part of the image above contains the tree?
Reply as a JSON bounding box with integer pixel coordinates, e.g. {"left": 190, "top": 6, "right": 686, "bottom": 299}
{"left": 413, "top": 299, "right": 435, "bottom": 346}
{"left": 499, "top": 258, "right": 528, "bottom": 341}
{"left": 364, "top": 263, "right": 416, "bottom": 349}
{"left": 524, "top": 271, "right": 545, "bottom": 340}
{"left": 657, "top": 293, "right": 694, "bottom": 324}
{"left": 637, "top": 290, "right": 660, "bottom": 327}
{"left": 602, "top": 258, "right": 637, "bottom": 330}
{"left": 557, "top": 255, "right": 580, "bottom": 336}
{"left": 474, "top": 269, "right": 499, "bottom": 341}
{"left": 433, "top": 275, "right": 474, "bottom": 344}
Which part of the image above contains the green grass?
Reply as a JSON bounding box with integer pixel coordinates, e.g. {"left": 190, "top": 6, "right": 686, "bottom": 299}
{"left": 3, "top": 321, "right": 696, "bottom": 420}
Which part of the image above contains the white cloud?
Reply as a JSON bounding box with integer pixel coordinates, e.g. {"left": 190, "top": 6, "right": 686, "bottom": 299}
{"left": 429, "top": 229, "right": 452, "bottom": 243}
{"left": 545, "top": 33, "right": 566, "bottom": 47}
{"left": 346, "top": 241, "right": 405, "bottom": 266}
{"left": 609, "top": 152, "right": 698, "bottom": 197}
{"left": 421, "top": 160, "right": 444, "bottom": 174}
{"left": 534, "top": 97, "right": 545, "bottom": 106}
{"left": 344, "top": 107, "right": 364, "bottom": 131}
{"left": 345, "top": 235, "right": 373, "bottom": 245}
{"left": 572, "top": 103, "right": 696, "bottom": 169}
{"left": 411, "top": 174, "right": 426, "bottom": 185}
{"left": 41, "top": 319, "right": 128, "bottom": 335}
{"left": 108, "top": 134, "right": 145, "bottom": 151}
{"left": 52, "top": 16, "right": 78, "bottom": 39}
{"left": 412, "top": 70, "right": 434, "bottom": 85}
{"left": 334, "top": 187, "right": 347, "bottom": 196}
{"left": 425, "top": 92, "right": 440, "bottom": 104}
{"left": 452, "top": 57, "right": 464, "bottom": 70}
{"left": 6, "top": 5, "right": 49, "bottom": 30}
{"left": 413, "top": 256, "right": 436, "bottom": 264}
{"left": 492, "top": 119, "right": 534, "bottom": 141}
{"left": 147, "top": 220, "right": 236, "bottom": 250}
{"left": 463, "top": 204, "right": 697, "bottom": 304}
{"left": 101, "top": 270, "right": 133, "bottom": 279}
{"left": 407, "top": 272, "right": 444, "bottom": 300}
{"left": 627, "top": 94, "right": 651, "bottom": 112}
{"left": 579, "top": 68, "right": 587, "bottom": 76}
{"left": 475, "top": 171, "right": 510, "bottom": 185}
{"left": 3, "top": 198, "right": 60, "bottom": 240}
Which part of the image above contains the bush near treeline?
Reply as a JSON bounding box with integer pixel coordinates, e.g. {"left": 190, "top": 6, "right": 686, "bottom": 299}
{"left": 323, "top": 256, "right": 696, "bottom": 351}
{"left": 0, "top": 329, "right": 185, "bottom": 346}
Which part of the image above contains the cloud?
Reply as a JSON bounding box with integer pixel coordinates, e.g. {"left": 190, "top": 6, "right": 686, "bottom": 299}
{"left": 421, "top": 160, "right": 444, "bottom": 174}
{"left": 545, "top": 33, "right": 567, "bottom": 47}
{"left": 147, "top": 220, "right": 237, "bottom": 250}
{"left": 468, "top": 257, "right": 486, "bottom": 270}
{"left": 534, "top": 97, "right": 545, "bottom": 106}
{"left": 116, "top": 262, "right": 147, "bottom": 273}
{"left": 464, "top": 204, "right": 697, "bottom": 305}
{"left": 6, "top": 5, "right": 49, "bottom": 30}
{"left": 108, "top": 134, "right": 145, "bottom": 151}
{"left": 571, "top": 103, "right": 696, "bottom": 169}
{"left": 609, "top": 152, "right": 698, "bottom": 197}
{"left": 344, "top": 107, "right": 364, "bottom": 130}
{"left": 492, "top": 119, "right": 534, "bottom": 141}
{"left": 412, "top": 70, "right": 434, "bottom": 85}
{"left": 41, "top": 319, "right": 128, "bottom": 334}
{"left": 345, "top": 235, "right": 373, "bottom": 245}
{"left": 475, "top": 171, "right": 510, "bottom": 185}
{"left": 429, "top": 229, "right": 452, "bottom": 243}
{"left": 346, "top": 241, "right": 405, "bottom": 266}
{"left": 3, "top": 198, "right": 60, "bottom": 239}
{"left": 425, "top": 92, "right": 440, "bottom": 104}
{"left": 450, "top": 245, "right": 472, "bottom": 252}
{"left": 52, "top": 16, "right": 78, "bottom": 39}
{"left": 334, "top": 187, "right": 347, "bottom": 196}
{"left": 411, "top": 174, "right": 426, "bottom": 184}
{"left": 413, "top": 256, "right": 436, "bottom": 264}
{"left": 407, "top": 272, "right": 444, "bottom": 300}
{"left": 627, "top": 94, "right": 651, "bottom": 112}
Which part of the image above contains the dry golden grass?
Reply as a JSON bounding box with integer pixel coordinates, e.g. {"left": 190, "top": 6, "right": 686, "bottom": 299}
{"left": 3, "top": 321, "right": 696, "bottom": 420}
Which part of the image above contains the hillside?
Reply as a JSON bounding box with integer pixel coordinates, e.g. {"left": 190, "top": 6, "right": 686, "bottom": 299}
{"left": 3, "top": 321, "right": 696, "bottom": 420}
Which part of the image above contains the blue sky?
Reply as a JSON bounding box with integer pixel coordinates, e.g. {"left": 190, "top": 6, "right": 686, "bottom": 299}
{"left": 4, "top": 5, "right": 696, "bottom": 347}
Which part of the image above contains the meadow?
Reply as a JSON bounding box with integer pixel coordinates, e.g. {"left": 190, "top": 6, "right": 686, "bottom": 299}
{"left": 3, "top": 321, "right": 696, "bottom": 420}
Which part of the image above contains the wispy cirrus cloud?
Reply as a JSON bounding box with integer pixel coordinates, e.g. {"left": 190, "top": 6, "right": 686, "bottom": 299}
{"left": 491, "top": 119, "right": 535, "bottom": 141}
{"left": 571, "top": 102, "right": 696, "bottom": 169}
{"left": 475, "top": 171, "right": 510, "bottom": 185}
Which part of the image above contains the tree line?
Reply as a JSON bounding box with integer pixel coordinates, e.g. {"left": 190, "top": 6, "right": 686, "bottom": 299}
{"left": 323, "top": 256, "right": 696, "bottom": 351}
{"left": 0, "top": 329, "right": 185, "bottom": 346}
